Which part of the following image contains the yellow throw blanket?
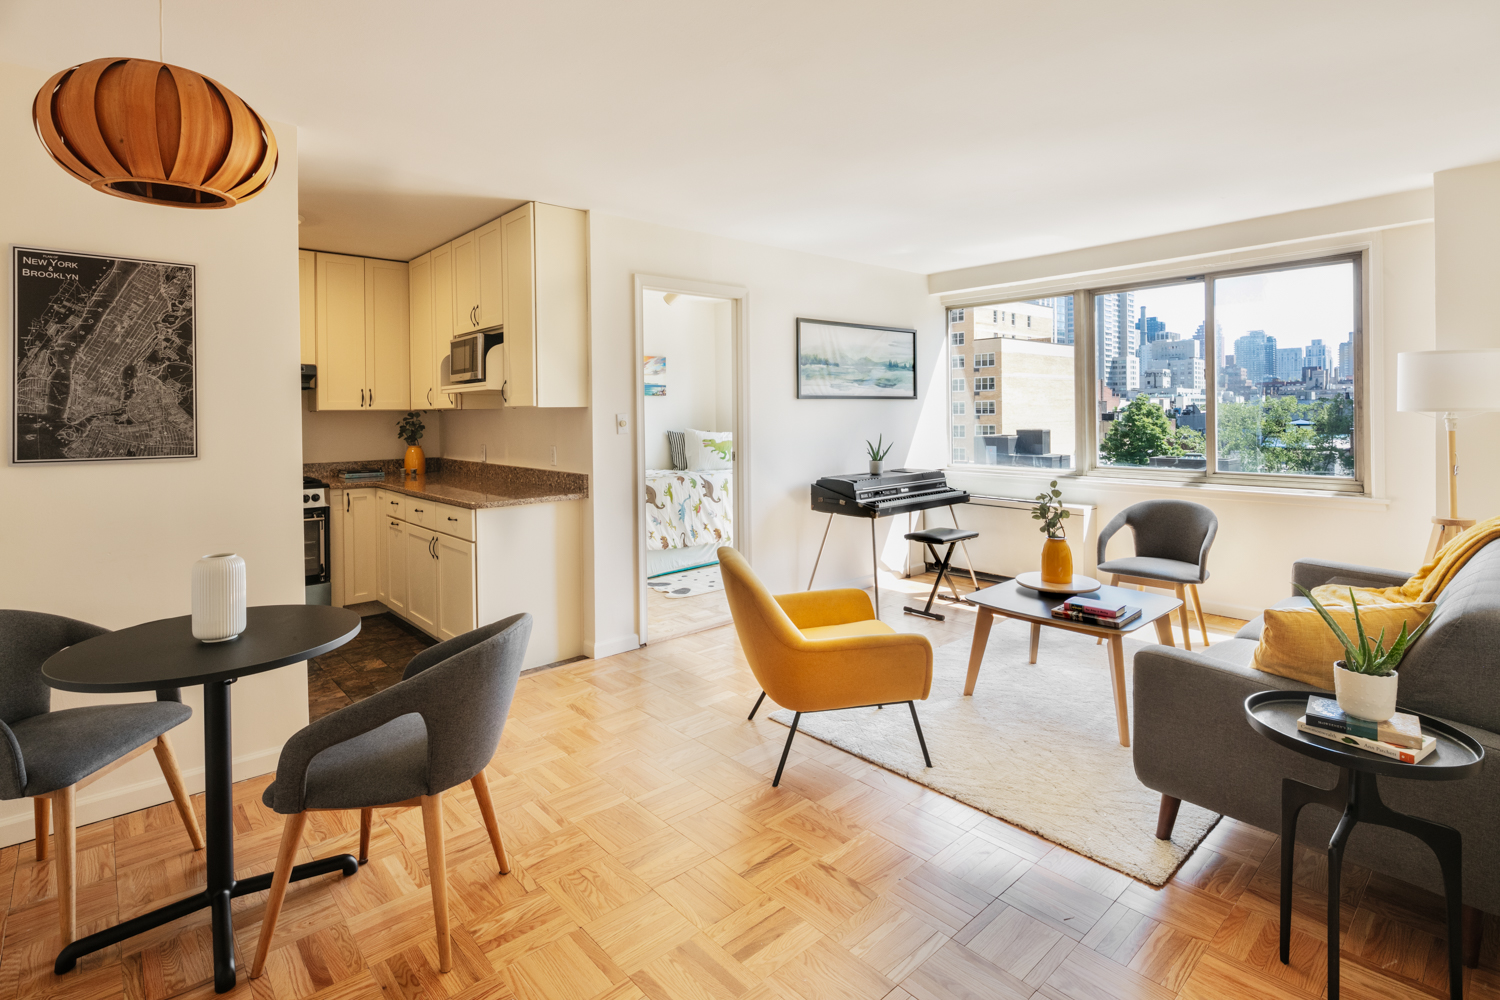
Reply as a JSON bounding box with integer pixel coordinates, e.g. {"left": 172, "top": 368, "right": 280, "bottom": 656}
{"left": 1312, "top": 515, "right": 1500, "bottom": 608}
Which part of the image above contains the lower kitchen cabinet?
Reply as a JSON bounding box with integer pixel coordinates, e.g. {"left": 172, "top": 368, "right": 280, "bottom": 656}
{"left": 404, "top": 523, "right": 439, "bottom": 633}
{"left": 336, "top": 487, "right": 581, "bottom": 669}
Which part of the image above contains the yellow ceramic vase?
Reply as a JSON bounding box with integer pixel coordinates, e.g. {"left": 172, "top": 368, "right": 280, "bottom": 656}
{"left": 1040, "top": 535, "right": 1073, "bottom": 585}
{"left": 404, "top": 443, "right": 425, "bottom": 479}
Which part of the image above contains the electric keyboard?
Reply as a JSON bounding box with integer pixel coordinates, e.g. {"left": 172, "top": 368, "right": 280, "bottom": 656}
{"left": 811, "top": 469, "right": 969, "bottom": 518}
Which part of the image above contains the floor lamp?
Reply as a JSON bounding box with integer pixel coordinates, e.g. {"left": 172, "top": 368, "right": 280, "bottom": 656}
{"left": 1397, "top": 349, "right": 1500, "bottom": 562}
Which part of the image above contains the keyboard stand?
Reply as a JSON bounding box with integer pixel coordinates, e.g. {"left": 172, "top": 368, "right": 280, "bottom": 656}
{"left": 805, "top": 513, "right": 881, "bottom": 612}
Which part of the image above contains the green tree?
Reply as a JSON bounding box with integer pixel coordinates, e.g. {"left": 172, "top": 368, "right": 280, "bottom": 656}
{"left": 1216, "top": 395, "right": 1353, "bottom": 475}
{"left": 1170, "top": 425, "right": 1205, "bottom": 455}
{"left": 1100, "top": 395, "right": 1176, "bottom": 466}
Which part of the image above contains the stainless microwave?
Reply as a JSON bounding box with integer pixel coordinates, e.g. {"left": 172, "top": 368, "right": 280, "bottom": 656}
{"left": 449, "top": 328, "right": 503, "bottom": 383}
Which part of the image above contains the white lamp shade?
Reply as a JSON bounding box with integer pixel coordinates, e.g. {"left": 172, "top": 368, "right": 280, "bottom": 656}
{"left": 1397, "top": 350, "right": 1500, "bottom": 413}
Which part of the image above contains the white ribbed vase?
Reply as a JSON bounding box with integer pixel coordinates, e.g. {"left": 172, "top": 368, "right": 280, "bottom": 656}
{"left": 192, "top": 553, "right": 246, "bottom": 642}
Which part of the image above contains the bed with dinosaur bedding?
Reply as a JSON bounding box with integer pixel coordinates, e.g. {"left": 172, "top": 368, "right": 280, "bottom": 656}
{"left": 645, "top": 469, "right": 733, "bottom": 578}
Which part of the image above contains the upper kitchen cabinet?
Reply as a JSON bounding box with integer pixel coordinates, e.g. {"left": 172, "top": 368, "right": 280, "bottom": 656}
{"left": 452, "top": 219, "right": 503, "bottom": 335}
{"left": 310, "top": 252, "right": 410, "bottom": 411}
{"left": 501, "top": 203, "right": 588, "bottom": 408}
{"left": 409, "top": 246, "right": 456, "bottom": 410}
{"left": 366, "top": 258, "right": 410, "bottom": 410}
{"left": 298, "top": 250, "right": 316, "bottom": 365}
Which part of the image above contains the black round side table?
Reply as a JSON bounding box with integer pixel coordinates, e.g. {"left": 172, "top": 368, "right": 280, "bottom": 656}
{"left": 43, "top": 605, "right": 361, "bottom": 993}
{"left": 1245, "top": 690, "right": 1484, "bottom": 1000}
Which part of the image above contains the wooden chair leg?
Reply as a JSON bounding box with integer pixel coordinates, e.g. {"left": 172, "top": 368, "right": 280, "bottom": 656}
{"left": 1189, "top": 584, "right": 1210, "bottom": 648}
{"left": 33, "top": 797, "right": 50, "bottom": 861}
{"left": 359, "top": 809, "right": 373, "bottom": 863}
{"left": 470, "top": 772, "right": 511, "bottom": 874}
{"left": 1175, "top": 584, "right": 1192, "bottom": 651}
{"left": 153, "top": 734, "right": 205, "bottom": 851}
{"left": 250, "top": 812, "right": 307, "bottom": 979}
{"left": 54, "top": 785, "right": 77, "bottom": 946}
{"left": 421, "top": 793, "right": 452, "bottom": 973}
{"left": 1156, "top": 794, "right": 1182, "bottom": 840}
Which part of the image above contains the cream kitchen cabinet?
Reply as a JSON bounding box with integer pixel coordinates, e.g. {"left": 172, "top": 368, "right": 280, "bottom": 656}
{"left": 499, "top": 203, "right": 588, "bottom": 407}
{"left": 336, "top": 488, "right": 380, "bottom": 605}
{"left": 435, "top": 532, "right": 477, "bottom": 641}
{"left": 451, "top": 219, "right": 504, "bottom": 335}
{"left": 378, "top": 512, "right": 407, "bottom": 615}
{"left": 298, "top": 249, "right": 316, "bottom": 365}
{"left": 310, "top": 252, "right": 410, "bottom": 411}
{"left": 409, "top": 251, "right": 456, "bottom": 411}
{"left": 404, "top": 523, "right": 439, "bottom": 633}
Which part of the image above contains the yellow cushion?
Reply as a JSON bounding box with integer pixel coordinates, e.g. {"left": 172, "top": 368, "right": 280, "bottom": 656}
{"left": 1252, "top": 602, "right": 1435, "bottom": 689}
{"left": 800, "top": 619, "right": 897, "bottom": 642}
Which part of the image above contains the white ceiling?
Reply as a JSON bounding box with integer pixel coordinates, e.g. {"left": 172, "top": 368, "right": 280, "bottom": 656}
{"left": 4, "top": 1, "right": 1498, "bottom": 273}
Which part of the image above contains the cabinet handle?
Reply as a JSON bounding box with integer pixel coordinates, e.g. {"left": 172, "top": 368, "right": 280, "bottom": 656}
{"left": 360, "top": 388, "right": 365, "bottom": 407}
{"left": 447, "top": 516, "right": 458, "bottom": 522}
{"left": 369, "top": 388, "right": 374, "bottom": 406}
{"left": 414, "top": 508, "right": 424, "bottom": 513}
{"left": 500, "top": 379, "right": 507, "bottom": 403}
{"left": 427, "top": 388, "right": 433, "bottom": 406}
{"left": 430, "top": 537, "right": 437, "bottom": 559}
{"left": 390, "top": 500, "right": 398, "bottom": 506}
{"left": 346, "top": 495, "right": 350, "bottom": 513}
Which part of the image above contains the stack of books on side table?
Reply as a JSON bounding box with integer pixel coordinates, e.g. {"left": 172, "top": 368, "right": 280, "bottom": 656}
{"left": 1051, "top": 595, "right": 1142, "bottom": 629}
{"left": 1296, "top": 695, "right": 1436, "bottom": 763}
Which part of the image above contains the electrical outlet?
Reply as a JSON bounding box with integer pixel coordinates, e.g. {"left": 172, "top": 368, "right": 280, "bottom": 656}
{"left": 615, "top": 413, "right": 628, "bottom": 435}
{"left": 550, "top": 445, "right": 558, "bottom": 466}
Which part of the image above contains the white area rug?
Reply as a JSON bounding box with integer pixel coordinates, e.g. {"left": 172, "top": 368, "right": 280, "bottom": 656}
{"left": 647, "top": 563, "right": 723, "bottom": 599}
{"left": 769, "top": 625, "right": 1219, "bottom": 885}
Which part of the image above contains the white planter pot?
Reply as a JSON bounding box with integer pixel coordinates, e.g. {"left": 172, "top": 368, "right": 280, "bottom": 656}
{"left": 1333, "top": 662, "right": 1399, "bottom": 722}
{"left": 870, "top": 461, "right": 883, "bottom": 476}
{"left": 192, "top": 553, "right": 246, "bottom": 642}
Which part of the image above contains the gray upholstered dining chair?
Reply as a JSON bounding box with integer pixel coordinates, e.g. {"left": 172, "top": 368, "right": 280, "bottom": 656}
{"left": 0, "top": 610, "right": 204, "bottom": 945}
{"left": 251, "top": 612, "right": 531, "bottom": 978}
{"left": 1096, "top": 500, "right": 1218, "bottom": 649}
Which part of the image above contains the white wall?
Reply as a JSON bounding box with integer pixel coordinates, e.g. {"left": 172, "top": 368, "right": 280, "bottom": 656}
{"left": 302, "top": 395, "right": 443, "bottom": 464}
{"left": 932, "top": 201, "right": 1438, "bottom": 619}
{"left": 586, "top": 213, "right": 942, "bottom": 655}
{"left": 1433, "top": 161, "right": 1500, "bottom": 521}
{"left": 0, "top": 63, "right": 306, "bottom": 845}
{"left": 642, "top": 291, "right": 725, "bottom": 469}
{"left": 439, "top": 405, "right": 591, "bottom": 473}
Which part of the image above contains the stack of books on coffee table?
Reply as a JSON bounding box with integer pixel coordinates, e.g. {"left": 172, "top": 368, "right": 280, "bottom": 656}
{"left": 1051, "top": 595, "right": 1141, "bottom": 629}
{"left": 1296, "top": 696, "right": 1436, "bottom": 763}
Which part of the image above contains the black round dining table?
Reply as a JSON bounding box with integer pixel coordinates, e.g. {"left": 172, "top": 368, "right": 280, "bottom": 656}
{"left": 43, "top": 604, "right": 361, "bottom": 993}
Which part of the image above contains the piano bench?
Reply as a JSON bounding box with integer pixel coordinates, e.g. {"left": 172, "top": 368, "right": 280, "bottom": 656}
{"left": 903, "top": 528, "right": 979, "bottom": 621}
{"left": 905, "top": 527, "right": 978, "bottom": 546}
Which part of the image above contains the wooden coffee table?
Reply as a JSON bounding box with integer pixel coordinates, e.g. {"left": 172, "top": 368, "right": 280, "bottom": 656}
{"left": 964, "top": 580, "right": 1183, "bottom": 747}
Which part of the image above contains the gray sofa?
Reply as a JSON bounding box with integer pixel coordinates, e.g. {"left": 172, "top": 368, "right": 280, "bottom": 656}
{"left": 1133, "top": 539, "right": 1500, "bottom": 927}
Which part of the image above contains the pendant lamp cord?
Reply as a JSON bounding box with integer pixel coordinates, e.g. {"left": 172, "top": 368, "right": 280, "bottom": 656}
{"left": 158, "top": 0, "right": 164, "bottom": 61}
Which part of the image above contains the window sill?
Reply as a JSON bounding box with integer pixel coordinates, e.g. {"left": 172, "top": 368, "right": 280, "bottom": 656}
{"left": 944, "top": 465, "right": 1390, "bottom": 510}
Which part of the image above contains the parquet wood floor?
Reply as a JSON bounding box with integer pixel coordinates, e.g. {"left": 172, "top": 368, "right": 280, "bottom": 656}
{"left": 7, "top": 578, "right": 1496, "bottom": 1000}
{"left": 646, "top": 582, "right": 731, "bottom": 644}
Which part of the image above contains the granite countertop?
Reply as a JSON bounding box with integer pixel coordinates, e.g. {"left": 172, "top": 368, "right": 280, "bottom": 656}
{"left": 306, "top": 459, "right": 587, "bottom": 511}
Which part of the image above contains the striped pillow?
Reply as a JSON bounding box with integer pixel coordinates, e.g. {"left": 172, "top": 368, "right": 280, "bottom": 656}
{"left": 667, "top": 430, "right": 688, "bottom": 470}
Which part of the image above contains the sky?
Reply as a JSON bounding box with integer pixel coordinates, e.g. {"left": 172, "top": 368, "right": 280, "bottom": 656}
{"left": 1121, "top": 260, "right": 1355, "bottom": 351}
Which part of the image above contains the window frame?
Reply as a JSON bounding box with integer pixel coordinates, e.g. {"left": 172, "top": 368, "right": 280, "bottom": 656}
{"left": 942, "top": 250, "right": 1367, "bottom": 494}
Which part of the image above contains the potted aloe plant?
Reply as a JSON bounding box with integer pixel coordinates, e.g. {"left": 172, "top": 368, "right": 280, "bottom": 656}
{"left": 867, "top": 435, "right": 893, "bottom": 475}
{"left": 1297, "top": 586, "right": 1432, "bottom": 722}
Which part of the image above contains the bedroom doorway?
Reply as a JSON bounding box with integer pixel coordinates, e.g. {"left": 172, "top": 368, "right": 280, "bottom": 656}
{"left": 634, "top": 277, "right": 748, "bottom": 645}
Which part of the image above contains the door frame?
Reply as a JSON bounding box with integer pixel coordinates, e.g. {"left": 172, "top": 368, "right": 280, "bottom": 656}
{"left": 632, "top": 274, "right": 750, "bottom": 644}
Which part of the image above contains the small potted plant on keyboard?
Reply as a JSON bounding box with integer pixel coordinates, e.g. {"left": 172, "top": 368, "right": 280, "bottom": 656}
{"left": 867, "top": 435, "right": 893, "bottom": 475}
{"left": 1298, "top": 586, "right": 1431, "bottom": 722}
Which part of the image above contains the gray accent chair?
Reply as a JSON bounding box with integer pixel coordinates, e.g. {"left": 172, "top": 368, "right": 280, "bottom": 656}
{"left": 1134, "top": 540, "right": 1500, "bottom": 961}
{"left": 251, "top": 612, "right": 531, "bottom": 978}
{"left": 0, "top": 610, "right": 204, "bottom": 944}
{"left": 1097, "top": 499, "right": 1217, "bottom": 649}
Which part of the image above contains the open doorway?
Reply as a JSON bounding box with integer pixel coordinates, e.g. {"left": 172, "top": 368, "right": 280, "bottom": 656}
{"left": 634, "top": 278, "right": 747, "bottom": 644}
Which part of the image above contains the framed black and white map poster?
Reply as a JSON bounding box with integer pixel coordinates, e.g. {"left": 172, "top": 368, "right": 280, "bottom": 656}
{"left": 796, "top": 318, "right": 917, "bottom": 399}
{"left": 13, "top": 247, "right": 196, "bottom": 463}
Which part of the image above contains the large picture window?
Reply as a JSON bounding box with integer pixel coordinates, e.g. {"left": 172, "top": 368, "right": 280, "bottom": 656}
{"left": 945, "top": 254, "right": 1363, "bottom": 490}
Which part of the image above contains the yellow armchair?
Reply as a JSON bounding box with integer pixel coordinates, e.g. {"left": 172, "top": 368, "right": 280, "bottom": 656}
{"left": 718, "top": 547, "right": 933, "bottom": 786}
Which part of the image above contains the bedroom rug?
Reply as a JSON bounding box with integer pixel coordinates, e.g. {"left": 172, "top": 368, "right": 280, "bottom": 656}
{"left": 647, "top": 563, "right": 724, "bottom": 599}
{"left": 768, "top": 625, "right": 1219, "bottom": 885}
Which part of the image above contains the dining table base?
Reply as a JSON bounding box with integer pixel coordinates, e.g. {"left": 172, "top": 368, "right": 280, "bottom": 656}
{"left": 52, "top": 677, "right": 361, "bottom": 992}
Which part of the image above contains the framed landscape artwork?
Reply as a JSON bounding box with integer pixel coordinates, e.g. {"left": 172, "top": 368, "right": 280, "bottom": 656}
{"left": 796, "top": 318, "right": 917, "bottom": 399}
{"left": 13, "top": 246, "right": 197, "bottom": 463}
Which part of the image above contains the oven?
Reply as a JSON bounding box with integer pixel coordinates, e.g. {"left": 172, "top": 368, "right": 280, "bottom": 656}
{"left": 303, "top": 477, "right": 331, "bottom": 605}
{"left": 448, "top": 328, "right": 503, "bottom": 384}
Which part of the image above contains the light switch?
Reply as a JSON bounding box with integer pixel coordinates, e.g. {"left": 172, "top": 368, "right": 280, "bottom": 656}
{"left": 615, "top": 413, "right": 628, "bottom": 435}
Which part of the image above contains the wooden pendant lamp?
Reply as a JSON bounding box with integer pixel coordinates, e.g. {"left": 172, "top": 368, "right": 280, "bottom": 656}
{"left": 32, "top": 57, "right": 277, "bottom": 209}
